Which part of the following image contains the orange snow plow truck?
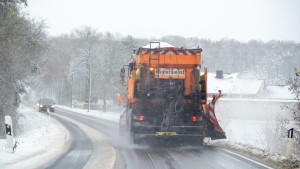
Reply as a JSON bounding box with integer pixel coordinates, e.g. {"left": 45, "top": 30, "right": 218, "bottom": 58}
{"left": 119, "top": 42, "right": 226, "bottom": 144}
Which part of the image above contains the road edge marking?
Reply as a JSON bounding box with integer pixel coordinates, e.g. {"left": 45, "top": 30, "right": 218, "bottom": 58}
{"left": 218, "top": 147, "right": 274, "bottom": 169}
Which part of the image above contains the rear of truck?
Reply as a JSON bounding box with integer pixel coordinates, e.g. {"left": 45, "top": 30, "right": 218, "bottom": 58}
{"left": 121, "top": 42, "right": 225, "bottom": 144}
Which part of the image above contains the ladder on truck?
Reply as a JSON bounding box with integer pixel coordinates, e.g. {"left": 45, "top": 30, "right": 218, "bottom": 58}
{"left": 148, "top": 41, "right": 161, "bottom": 93}
{"left": 149, "top": 42, "right": 176, "bottom": 131}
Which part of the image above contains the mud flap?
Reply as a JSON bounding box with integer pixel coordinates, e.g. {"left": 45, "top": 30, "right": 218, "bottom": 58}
{"left": 203, "top": 91, "right": 226, "bottom": 140}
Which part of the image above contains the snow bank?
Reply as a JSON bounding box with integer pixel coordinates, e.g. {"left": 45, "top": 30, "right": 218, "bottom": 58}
{"left": 0, "top": 105, "right": 67, "bottom": 169}
{"left": 207, "top": 71, "right": 297, "bottom": 158}
{"left": 215, "top": 99, "right": 295, "bottom": 156}
{"left": 56, "top": 105, "right": 122, "bottom": 122}
{"left": 0, "top": 103, "right": 122, "bottom": 169}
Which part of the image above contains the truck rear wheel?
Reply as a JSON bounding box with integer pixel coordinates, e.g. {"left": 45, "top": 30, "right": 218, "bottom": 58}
{"left": 131, "top": 131, "right": 140, "bottom": 144}
{"left": 186, "top": 137, "right": 203, "bottom": 146}
{"left": 193, "top": 137, "right": 204, "bottom": 146}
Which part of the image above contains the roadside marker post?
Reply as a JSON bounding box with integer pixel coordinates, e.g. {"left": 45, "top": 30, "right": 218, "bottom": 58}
{"left": 5, "top": 116, "right": 14, "bottom": 149}
{"left": 286, "top": 128, "right": 294, "bottom": 159}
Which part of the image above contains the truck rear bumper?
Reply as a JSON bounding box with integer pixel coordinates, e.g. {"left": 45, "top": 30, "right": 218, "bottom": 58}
{"left": 138, "top": 133, "right": 204, "bottom": 138}
{"left": 133, "top": 125, "right": 204, "bottom": 137}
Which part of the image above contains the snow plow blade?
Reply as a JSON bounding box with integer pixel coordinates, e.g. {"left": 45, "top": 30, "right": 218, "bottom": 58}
{"left": 209, "top": 124, "right": 226, "bottom": 140}
{"left": 203, "top": 91, "right": 226, "bottom": 140}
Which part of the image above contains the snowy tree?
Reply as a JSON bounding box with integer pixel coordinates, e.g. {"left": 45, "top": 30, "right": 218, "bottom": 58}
{"left": 39, "top": 29, "right": 134, "bottom": 109}
{"left": 95, "top": 33, "right": 130, "bottom": 111}
{"left": 33, "top": 35, "right": 75, "bottom": 105}
{"left": 70, "top": 27, "right": 102, "bottom": 106}
{"left": 288, "top": 69, "right": 300, "bottom": 119}
{"left": 286, "top": 67, "right": 300, "bottom": 156}
{"left": 121, "top": 35, "right": 137, "bottom": 50}
{"left": 0, "top": 0, "right": 27, "bottom": 15}
{"left": 161, "top": 35, "right": 187, "bottom": 48}
{"left": 0, "top": 3, "right": 46, "bottom": 135}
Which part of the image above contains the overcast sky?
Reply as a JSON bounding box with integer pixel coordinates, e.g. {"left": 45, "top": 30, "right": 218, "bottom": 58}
{"left": 26, "top": 0, "right": 300, "bottom": 42}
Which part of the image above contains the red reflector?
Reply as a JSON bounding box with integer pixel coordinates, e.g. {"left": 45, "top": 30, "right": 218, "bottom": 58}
{"left": 192, "top": 116, "right": 197, "bottom": 122}
{"left": 133, "top": 115, "right": 145, "bottom": 121}
{"left": 139, "top": 116, "right": 145, "bottom": 121}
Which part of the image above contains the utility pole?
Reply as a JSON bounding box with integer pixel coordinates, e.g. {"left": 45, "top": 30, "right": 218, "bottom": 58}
{"left": 0, "top": 75, "right": 4, "bottom": 94}
{"left": 51, "top": 81, "right": 53, "bottom": 99}
{"left": 87, "top": 30, "right": 92, "bottom": 112}
{"left": 88, "top": 62, "right": 91, "bottom": 112}
{"left": 59, "top": 75, "right": 63, "bottom": 105}
{"left": 71, "top": 72, "right": 74, "bottom": 108}
{"left": 5, "top": 116, "right": 13, "bottom": 150}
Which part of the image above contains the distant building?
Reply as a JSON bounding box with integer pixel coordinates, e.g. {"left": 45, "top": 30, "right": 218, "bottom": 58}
{"left": 207, "top": 71, "right": 294, "bottom": 100}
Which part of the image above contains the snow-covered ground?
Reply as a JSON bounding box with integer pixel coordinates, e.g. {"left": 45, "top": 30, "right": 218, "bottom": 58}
{"left": 0, "top": 105, "right": 68, "bottom": 169}
{"left": 208, "top": 73, "right": 264, "bottom": 96}
{"left": 215, "top": 100, "right": 295, "bottom": 153}
{"left": 208, "top": 72, "right": 298, "bottom": 161}
{"left": 0, "top": 104, "right": 122, "bottom": 169}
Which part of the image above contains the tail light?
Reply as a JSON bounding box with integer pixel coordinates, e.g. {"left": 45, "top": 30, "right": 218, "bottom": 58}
{"left": 192, "top": 116, "right": 203, "bottom": 122}
{"left": 133, "top": 115, "right": 145, "bottom": 121}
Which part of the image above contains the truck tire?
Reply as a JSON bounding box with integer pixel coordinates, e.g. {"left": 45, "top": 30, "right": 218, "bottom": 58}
{"left": 131, "top": 131, "right": 140, "bottom": 144}
{"left": 200, "top": 80, "right": 207, "bottom": 100}
{"left": 129, "top": 122, "right": 140, "bottom": 144}
{"left": 189, "top": 136, "right": 204, "bottom": 146}
{"left": 195, "top": 137, "right": 204, "bottom": 146}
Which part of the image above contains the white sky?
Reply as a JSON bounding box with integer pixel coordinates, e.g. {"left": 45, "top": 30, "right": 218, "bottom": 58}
{"left": 25, "top": 0, "right": 300, "bottom": 42}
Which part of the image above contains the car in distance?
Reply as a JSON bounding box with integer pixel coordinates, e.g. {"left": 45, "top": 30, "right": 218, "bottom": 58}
{"left": 36, "top": 98, "right": 55, "bottom": 112}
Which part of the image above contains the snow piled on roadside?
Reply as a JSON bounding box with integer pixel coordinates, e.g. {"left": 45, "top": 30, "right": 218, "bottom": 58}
{"left": 213, "top": 99, "right": 298, "bottom": 162}
{"left": 0, "top": 103, "right": 123, "bottom": 169}
{"left": 207, "top": 71, "right": 298, "bottom": 162}
{"left": 0, "top": 104, "right": 66, "bottom": 169}
{"left": 57, "top": 105, "right": 122, "bottom": 122}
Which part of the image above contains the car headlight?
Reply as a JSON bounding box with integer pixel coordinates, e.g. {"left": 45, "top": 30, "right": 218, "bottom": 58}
{"left": 40, "top": 105, "right": 43, "bottom": 107}
{"left": 51, "top": 105, "right": 55, "bottom": 108}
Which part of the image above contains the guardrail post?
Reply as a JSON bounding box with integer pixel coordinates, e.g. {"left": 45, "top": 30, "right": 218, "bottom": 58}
{"left": 286, "top": 128, "right": 294, "bottom": 159}
{"left": 5, "top": 116, "right": 14, "bottom": 149}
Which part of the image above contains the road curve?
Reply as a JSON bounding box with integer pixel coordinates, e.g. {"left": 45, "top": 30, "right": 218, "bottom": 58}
{"left": 55, "top": 108, "right": 273, "bottom": 169}
{"left": 43, "top": 115, "right": 93, "bottom": 169}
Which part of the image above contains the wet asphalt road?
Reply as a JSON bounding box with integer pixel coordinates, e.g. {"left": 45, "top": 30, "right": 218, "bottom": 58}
{"left": 43, "top": 115, "right": 93, "bottom": 169}
{"left": 51, "top": 108, "right": 273, "bottom": 169}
